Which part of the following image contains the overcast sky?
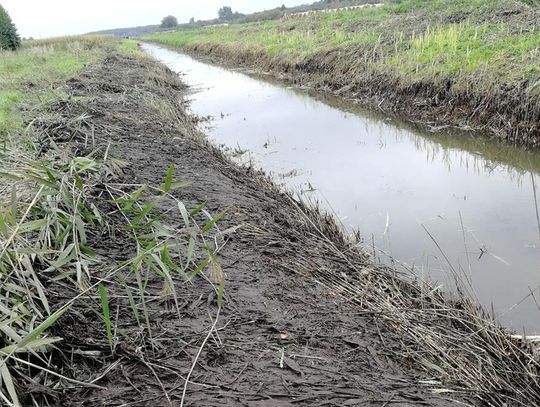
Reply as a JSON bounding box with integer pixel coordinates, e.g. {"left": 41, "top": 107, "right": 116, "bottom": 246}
{"left": 2, "top": 0, "right": 310, "bottom": 39}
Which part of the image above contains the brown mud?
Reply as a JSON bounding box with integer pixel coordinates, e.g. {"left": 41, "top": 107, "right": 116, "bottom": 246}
{"left": 24, "top": 51, "right": 539, "bottom": 406}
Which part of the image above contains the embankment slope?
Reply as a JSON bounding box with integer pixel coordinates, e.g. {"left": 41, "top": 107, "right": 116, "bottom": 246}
{"left": 146, "top": 0, "right": 540, "bottom": 147}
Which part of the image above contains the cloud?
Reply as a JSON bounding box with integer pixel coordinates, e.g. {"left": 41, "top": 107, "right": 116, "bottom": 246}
{"left": 2, "top": 0, "right": 308, "bottom": 38}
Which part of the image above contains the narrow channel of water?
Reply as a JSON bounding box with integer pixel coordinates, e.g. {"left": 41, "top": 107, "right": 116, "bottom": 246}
{"left": 143, "top": 43, "right": 540, "bottom": 333}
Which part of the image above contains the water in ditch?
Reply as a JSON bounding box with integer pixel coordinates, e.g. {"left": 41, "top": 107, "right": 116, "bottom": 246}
{"left": 143, "top": 43, "right": 540, "bottom": 333}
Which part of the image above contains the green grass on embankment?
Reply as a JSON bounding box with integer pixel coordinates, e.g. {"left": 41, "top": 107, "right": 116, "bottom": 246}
{"left": 0, "top": 37, "right": 143, "bottom": 136}
{"left": 144, "top": 0, "right": 540, "bottom": 143}
{"left": 1, "top": 37, "right": 114, "bottom": 137}
{"left": 146, "top": 0, "right": 540, "bottom": 85}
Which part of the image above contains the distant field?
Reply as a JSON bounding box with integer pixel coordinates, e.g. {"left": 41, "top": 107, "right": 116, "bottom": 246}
{"left": 0, "top": 37, "right": 139, "bottom": 138}
{"left": 145, "top": 0, "right": 540, "bottom": 144}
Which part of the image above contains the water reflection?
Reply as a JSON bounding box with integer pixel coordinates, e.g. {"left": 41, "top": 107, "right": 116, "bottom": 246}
{"left": 143, "top": 43, "right": 540, "bottom": 333}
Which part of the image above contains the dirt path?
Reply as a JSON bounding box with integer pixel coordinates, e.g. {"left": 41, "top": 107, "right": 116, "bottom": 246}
{"left": 29, "top": 52, "right": 470, "bottom": 406}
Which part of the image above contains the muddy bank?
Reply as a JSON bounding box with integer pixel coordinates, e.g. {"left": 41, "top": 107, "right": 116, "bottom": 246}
{"left": 25, "top": 50, "right": 539, "bottom": 406}
{"left": 163, "top": 40, "right": 539, "bottom": 148}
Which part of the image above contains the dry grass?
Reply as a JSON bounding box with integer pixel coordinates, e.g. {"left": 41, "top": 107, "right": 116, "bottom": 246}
{"left": 242, "top": 191, "right": 540, "bottom": 406}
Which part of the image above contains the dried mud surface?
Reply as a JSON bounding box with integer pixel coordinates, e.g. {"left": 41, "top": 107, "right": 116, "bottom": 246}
{"left": 27, "top": 53, "right": 466, "bottom": 406}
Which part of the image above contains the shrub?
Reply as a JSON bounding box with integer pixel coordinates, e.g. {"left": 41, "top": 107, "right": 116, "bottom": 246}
{"left": 0, "top": 5, "right": 20, "bottom": 51}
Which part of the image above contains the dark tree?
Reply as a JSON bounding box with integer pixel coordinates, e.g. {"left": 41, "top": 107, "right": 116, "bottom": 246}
{"left": 0, "top": 5, "right": 21, "bottom": 51}
{"left": 160, "top": 15, "right": 178, "bottom": 29}
{"left": 189, "top": 17, "right": 195, "bottom": 24}
{"left": 218, "top": 6, "right": 233, "bottom": 20}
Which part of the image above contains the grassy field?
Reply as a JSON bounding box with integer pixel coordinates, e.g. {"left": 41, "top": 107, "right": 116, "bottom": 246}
{"left": 145, "top": 0, "right": 540, "bottom": 143}
{"left": 1, "top": 37, "right": 115, "bottom": 137}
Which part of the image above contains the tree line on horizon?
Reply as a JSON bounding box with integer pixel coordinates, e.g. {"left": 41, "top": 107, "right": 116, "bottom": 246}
{"left": 0, "top": 5, "right": 20, "bottom": 50}
{"left": 159, "top": 0, "right": 377, "bottom": 30}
